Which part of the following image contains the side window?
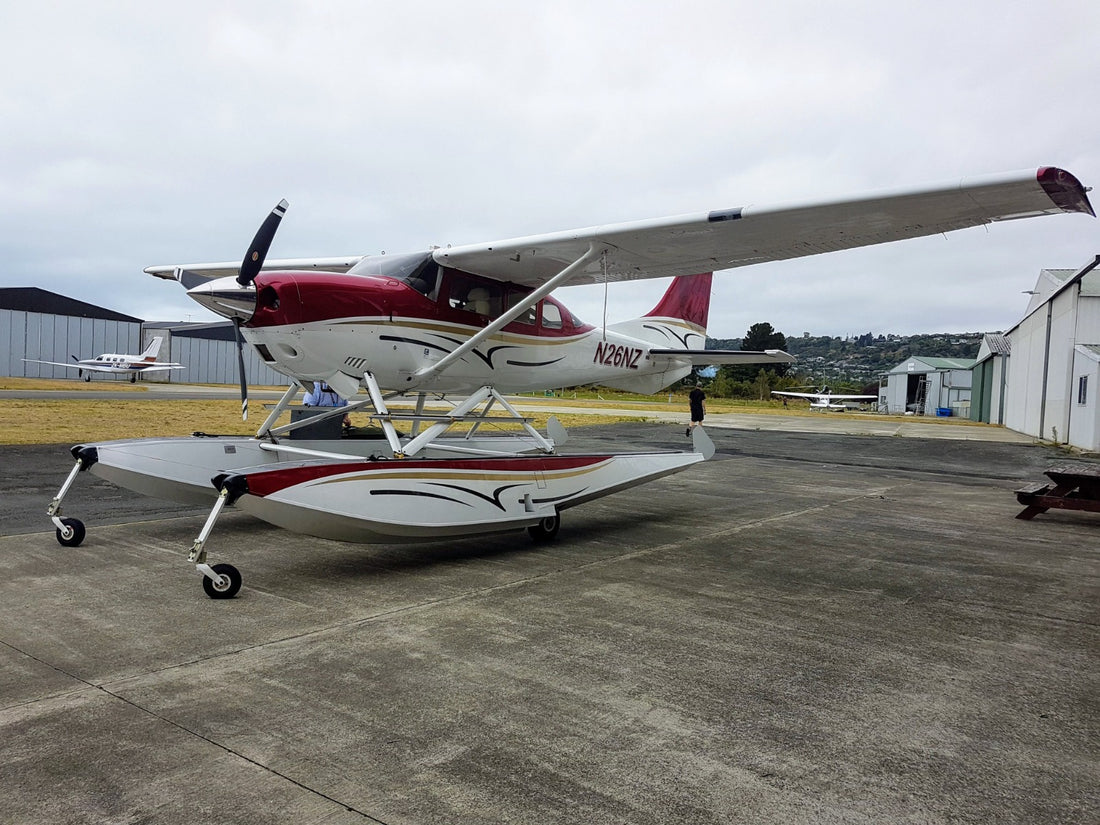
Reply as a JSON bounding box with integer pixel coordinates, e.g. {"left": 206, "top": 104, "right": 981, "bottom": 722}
{"left": 541, "top": 301, "right": 563, "bottom": 330}
{"left": 1078, "top": 375, "right": 1089, "bottom": 405}
{"left": 505, "top": 289, "right": 536, "bottom": 325}
{"left": 447, "top": 274, "right": 502, "bottom": 317}
{"left": 448, "top": 275, "right": 475, "bottom": 310}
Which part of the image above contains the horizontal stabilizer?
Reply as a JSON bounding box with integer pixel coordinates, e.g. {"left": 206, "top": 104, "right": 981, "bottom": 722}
{"left": 648, "top": 348, "right": 795, "bottom": 366}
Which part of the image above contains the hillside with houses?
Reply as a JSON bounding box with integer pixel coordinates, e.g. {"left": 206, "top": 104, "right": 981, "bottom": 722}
{"left": 707, "top": 331, "right": 986, "bottom": 385}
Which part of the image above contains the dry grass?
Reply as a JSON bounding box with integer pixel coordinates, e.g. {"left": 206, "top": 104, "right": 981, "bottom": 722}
{"left": 0, "top": 398, "right": 640, "bottom": 446}
{"left": 1, "top": 378, "right": 986, "bottom": 444}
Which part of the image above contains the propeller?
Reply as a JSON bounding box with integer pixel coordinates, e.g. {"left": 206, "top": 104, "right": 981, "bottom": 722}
{"left": 237, "top": 199, "right": 288, "bottom": 286}
{"left": 232, "top": 198, "right": 289, "bottom": 419}
{"left": 232, "top": 318, "right": 249, "bottom": 420}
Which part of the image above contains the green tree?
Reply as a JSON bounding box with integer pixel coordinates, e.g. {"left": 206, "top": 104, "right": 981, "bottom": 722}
{"left": 720, "top": 321, "right": 791, "bottom": 384}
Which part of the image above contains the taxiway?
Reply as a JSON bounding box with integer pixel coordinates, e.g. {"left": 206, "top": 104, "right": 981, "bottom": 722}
{"left": 1, "top": 421, "right": 1096, "bottom": 823}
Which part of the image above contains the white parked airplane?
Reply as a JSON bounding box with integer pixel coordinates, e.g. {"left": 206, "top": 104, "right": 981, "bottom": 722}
{"left": 45, "top": 166, "right": 1094, "bottom": 598}
{"left": 771, "top": 387, "right": 878, "bottom": 410}
{"left": 24, "top": 336, "right": 184, "bottom": 383}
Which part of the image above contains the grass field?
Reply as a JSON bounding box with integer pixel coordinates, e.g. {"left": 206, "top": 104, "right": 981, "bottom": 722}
{"left": 0, "top": 378, "right": 987, "bottom": 445}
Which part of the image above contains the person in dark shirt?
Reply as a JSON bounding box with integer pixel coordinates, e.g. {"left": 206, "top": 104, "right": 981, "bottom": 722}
{"left": 687, "top": 384, "right": 706, "bottom": 437}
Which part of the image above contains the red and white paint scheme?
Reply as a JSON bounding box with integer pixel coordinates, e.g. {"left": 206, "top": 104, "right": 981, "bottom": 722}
{"left": 24, "top": 336, "right": 184, "bottom": 383}
{"left": 147, "top": 167, "right": 1094, "bottom": 403}
{"left": 213, "top": 451, "right": 705, "bottom": 545}
{"left": 46, "top": 167, "right": 1093, "bottom": 598}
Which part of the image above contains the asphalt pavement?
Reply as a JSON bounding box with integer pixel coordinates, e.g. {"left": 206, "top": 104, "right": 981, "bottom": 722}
{"left": 1, "top": 422, "right": 1097, "bottom": 824}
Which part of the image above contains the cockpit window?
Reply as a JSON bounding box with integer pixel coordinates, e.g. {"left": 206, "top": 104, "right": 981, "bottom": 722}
{"left": 403, "top": 259, "right": 440, "bottom": 299}
{"left": 347, "top": 251, "right": 440, "bottom": 299}
{"left": 541, "top": 301, "right": 563, "bottom": 330}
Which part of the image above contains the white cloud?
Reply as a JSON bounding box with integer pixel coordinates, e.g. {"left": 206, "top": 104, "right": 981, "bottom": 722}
{"left": 1, "top": 0, "right": 1097, "bottom": 338}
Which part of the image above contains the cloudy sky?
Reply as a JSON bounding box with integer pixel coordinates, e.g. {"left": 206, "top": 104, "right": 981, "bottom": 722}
{"left": 2, "top": 1, "right": 1098, "bottom": 339}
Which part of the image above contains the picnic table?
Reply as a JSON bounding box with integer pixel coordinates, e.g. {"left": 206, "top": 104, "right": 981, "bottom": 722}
{"left": 1015, "top": 464, "right": 1100, "bottom": 520}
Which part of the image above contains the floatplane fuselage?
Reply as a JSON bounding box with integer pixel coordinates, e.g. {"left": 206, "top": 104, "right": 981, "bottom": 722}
{"left": 44, "top": 167, "right": 1094, "bottom": 597}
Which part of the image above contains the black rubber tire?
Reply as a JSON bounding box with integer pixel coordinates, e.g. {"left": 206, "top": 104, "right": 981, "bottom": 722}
{"left": 527, "top": 514, "right": 560, "bottom": 543}
{"left": 55, "top": 517, "right": 86, "bottom": 547}
{"left": 202, "top": 563, "right": 242, "bottom": 599}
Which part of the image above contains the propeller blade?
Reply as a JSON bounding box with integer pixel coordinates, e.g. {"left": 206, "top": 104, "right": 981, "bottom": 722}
{"left": 236, "top": 199, "right": 289, "bottom": 286}
{"left": 233, "top": 319, "right": 249, "bottom": 420}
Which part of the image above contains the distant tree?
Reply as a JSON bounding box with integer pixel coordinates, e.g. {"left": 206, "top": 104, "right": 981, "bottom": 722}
{"left": 720, "top": 321, "right": 791, "bottom": 384}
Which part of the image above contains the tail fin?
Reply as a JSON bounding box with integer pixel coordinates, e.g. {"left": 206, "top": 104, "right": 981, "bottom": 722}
{"left": 644, "top": 272, "right": 712, "bottom": 330}
{"left": 607, "top": 273, "right": 712, "bottom": 349}
{"left": 139, "top": 337, "right": 163, "bottom": 361}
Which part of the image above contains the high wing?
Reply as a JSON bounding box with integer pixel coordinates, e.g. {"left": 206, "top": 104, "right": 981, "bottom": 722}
{"left": 433, "top": 168, "right": 1093, "bottom": 287}
{"left": 772, "top": 391, "right": 877, "bottom": 400}
{"left": 144, "top": 168, "right": 1091, "bottom": 293}
{"left": 145, "top": 256, "right": 364, "bottom": 287}
{"left": 649, "top": 349, "right": 796, "bottom": 366}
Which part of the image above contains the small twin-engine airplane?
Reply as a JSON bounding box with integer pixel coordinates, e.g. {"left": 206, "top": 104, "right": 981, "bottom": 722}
{"left": 44, "top": 166, "right": 1094, "bottom": 598}
{"left": 24, "top": 336, "right": 184, "bottom": 382}
{"left": 771, "top": 387, "right": 879, "bottom": 410}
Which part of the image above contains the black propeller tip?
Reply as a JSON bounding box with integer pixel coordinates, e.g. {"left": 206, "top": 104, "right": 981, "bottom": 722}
{"left": 236, "top": 199, "right": 289, "bottom": 287}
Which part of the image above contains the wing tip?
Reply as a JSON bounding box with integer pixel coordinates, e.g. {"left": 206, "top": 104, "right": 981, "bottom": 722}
{"left": 1037, "top": 167, "right": 1095, "bottom": 217}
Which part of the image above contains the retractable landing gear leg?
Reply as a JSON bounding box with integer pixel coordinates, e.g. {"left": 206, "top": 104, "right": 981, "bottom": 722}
{"left": 189, "top": 474, "right": 248, "bottom": 599}
{"left": 48, "top": 446, "right": 98, "bottom": 547}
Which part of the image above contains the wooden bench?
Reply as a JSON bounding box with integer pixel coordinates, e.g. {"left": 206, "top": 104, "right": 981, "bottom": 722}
{"left": 1015, "top": 464, "right": 1100, "bottom": 520}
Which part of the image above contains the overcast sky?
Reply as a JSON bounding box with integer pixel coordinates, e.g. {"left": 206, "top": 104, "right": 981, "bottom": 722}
{"left": 2, "top": 1, "right": 1098, "bottom": 340}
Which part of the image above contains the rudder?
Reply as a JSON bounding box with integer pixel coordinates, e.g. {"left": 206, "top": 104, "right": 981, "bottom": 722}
{"left": 644, "top": 272, "right": 712, "bottom": 330}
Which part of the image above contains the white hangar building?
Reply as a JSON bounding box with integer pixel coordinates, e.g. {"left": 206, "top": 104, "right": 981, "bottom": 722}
{"left": 2, "top": 287, "right": 142, "bottom": 378}
{"left": 1, "top": 287, "right": 288, "bottom": 387}
{"left": 995, "top": 256, "right": 1100, "bottom": 450}
{"left": 880, "top": 356, "right": 976, "bottom": 417}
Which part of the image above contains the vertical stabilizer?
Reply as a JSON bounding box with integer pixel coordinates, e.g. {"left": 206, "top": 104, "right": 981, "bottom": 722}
{"left": 140, "top": 336, "right": 163, "bottom": 361}
{"left": 644, "top": 272, "right": 712, "bottom": 330}
{"left": 607, "top": 272, "right": 712, "bottom": 349}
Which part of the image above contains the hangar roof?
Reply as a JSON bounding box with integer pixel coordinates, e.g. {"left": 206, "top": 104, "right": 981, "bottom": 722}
{"left": 888, "top": 356, "right": 976, "bottom": 374}
{"left": 0, "top": 287, "right": 142, "bottom": 323}
{"left": 1021, "top": 256, "right": 1100, "bottom": 317}
{"left": 976, "top": 332, "right": 1011, "bottom": 363}
{"left": 1076, "top": 344, "right": 1100, "bottom": 363}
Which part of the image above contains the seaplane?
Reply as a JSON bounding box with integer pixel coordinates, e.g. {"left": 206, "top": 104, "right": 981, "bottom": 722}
{"left": 771, "top": 386, "right": 879, "bottom": 410}
{"left": 23, "top": 336, "right": 184, "bottom": 382}
{"left": 45, "top": 166, "right": 1094, "bottom": 598}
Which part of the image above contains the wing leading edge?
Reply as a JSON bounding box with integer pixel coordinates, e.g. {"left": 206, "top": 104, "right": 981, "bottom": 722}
{"left": 144, "top": 167, "right": 1092, "bottom": 293}
{"left": 434, "top": 167, "right": 1094, "bottom": 287}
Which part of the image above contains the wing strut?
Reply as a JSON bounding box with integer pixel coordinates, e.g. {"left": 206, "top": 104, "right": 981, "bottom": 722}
{"left": 409, "top": 242, "right": 604, "bottom": 386}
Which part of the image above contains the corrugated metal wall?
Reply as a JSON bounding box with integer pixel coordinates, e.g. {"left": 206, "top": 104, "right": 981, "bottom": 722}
{"left": 3, "top": 311, "right": 291, "bottom": 387}
{"left": 4, "top": 309, "right": 142, "bottom": 380}
{"left": 158, "top": 331, "right": 289, "bottom": 386}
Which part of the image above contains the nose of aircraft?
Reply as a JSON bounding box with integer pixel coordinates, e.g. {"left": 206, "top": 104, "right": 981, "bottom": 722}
{"left": 186, "top": 276, "right": 257, "bottom": 322}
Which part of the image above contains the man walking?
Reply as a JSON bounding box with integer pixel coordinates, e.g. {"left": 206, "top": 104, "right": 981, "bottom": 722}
{"left": 687, "top": 384, "right": 706, "bottom": 437}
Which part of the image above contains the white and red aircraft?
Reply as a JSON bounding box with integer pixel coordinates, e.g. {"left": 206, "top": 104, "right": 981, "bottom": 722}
{"left": 771, "top": 387, "right": 879, "bottom": 410}
{"left": 24, "top": 336, "right": 184, "bottom": 382}
{"left": 46, "top": 166, "right": 1093, "bottom": 598}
